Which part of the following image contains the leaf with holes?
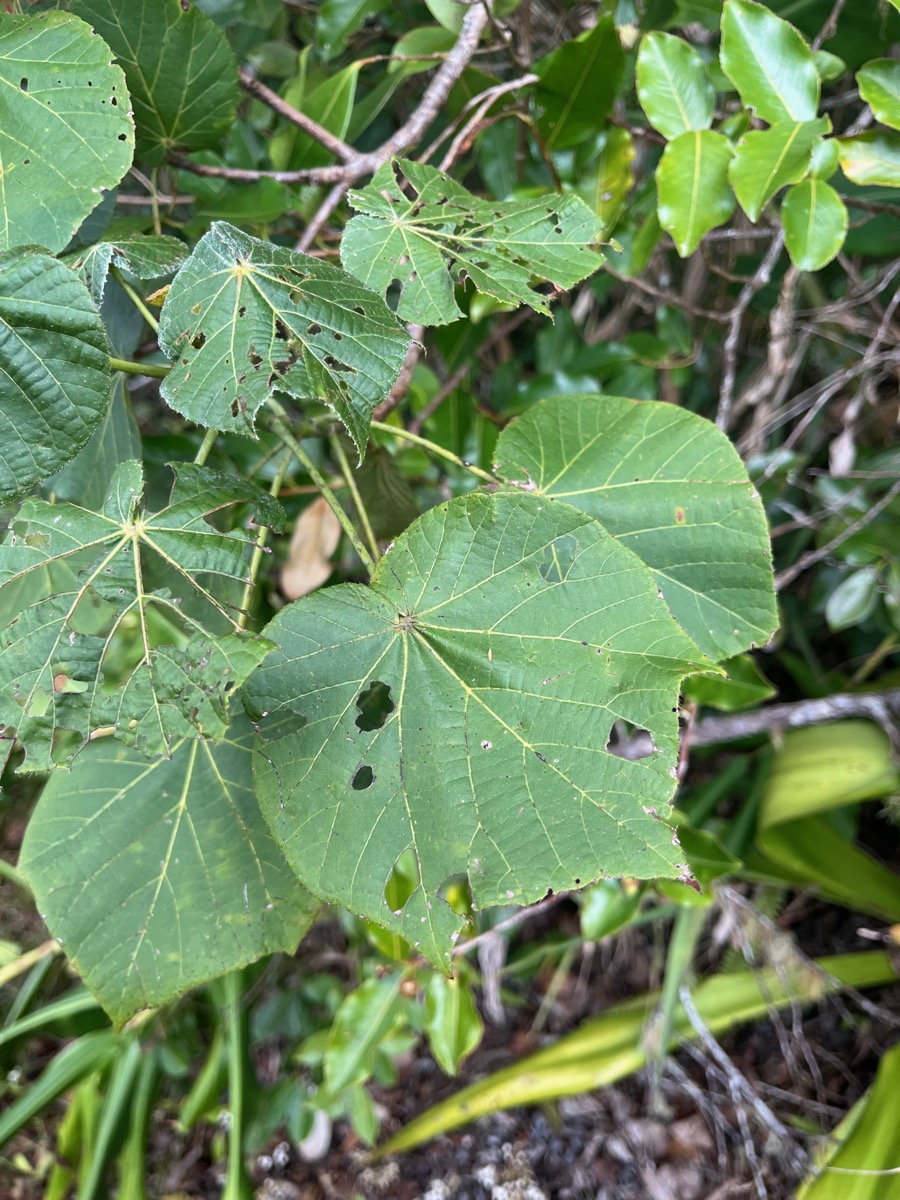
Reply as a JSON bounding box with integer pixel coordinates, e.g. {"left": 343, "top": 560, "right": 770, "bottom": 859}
{"left": 18, "top": 715, "right": 318, "bottom": 1026}
{"left": 158, "top": 222, "right": 411, "bottom": 455}
{"left": 0, "top": 12, "right": 134, "bottom": 253}
{"left": 0, "top": 460, "right": 281, "bottom": 772}
{"left": 0, "top": 248, "right": 111, "bottom": 503}
{"left": 64, "top": 234, "right": 189, "bottom": 307}
{"left": 341, "top": 159, "right": 602, "bottom": 326}
{"left": 492, "top": 394, "right": 777, "bottom": 662}
{"left": 71, "top": 0, "right": 239, "bottom": 164}
{"left": 245, "top": 491, "right": 708, "bottom": 967}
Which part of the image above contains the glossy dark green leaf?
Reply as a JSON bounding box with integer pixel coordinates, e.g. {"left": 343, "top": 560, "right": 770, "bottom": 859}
{"left": 0, "top": 460, "right": 281, "bottom": 770}
{"left": 246, "top": 491, "right": 707, "bottom": 966}
{"left": 534, "top": 17, "right": 626, "bottom": 151}
{"left": 782, "top": 179, "right": 848, "bottom": 271}
{"left": 492, "top": 394, "right": 777, "bottom": 661}
{"left": 158, "top": 222, "right": 411, "bottom": 455}
{"left": 342, "top": 159, "right": 602, "bottom": 326}
{"left": 838, "top": 131, "right": 900, "bottom": 187}
{"left": 729, "top": 118, "right": 829, "bottom": 222}
{"left": 316, "top": 0, "right": 389, "bottom": 61}
{"left": 19, "top": 716, "right": 317, "bottom": 1025}
{"left": 857, "top": 59, "right": 900, "bottom": 132}
{"left": 720, "top": 0, "right": 819, "bottom": 125}
{"left": 71, "top": 0, "right": 239, "bottom": 164}
{"left": 636, "top": 32, "right": 715, "bottom": 140}
{"left": 0, "top": 248, "right": 110, "bottom": 503}
{"left": 0, "top": 13, "right": 134, "bottom": 253}
{"left": 656, "top": 130, "right": 735, "bottom": 256}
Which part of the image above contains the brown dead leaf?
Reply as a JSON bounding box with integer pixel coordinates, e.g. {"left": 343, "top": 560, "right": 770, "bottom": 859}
{"left": 280, "top": 497, "right": 342, "bottom": 600}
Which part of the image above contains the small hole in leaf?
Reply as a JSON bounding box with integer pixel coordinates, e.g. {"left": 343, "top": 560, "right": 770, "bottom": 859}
{"left": 190, "top": 331, "right": 206, "bottom": 350}
{"left": 118, "top": 133, "right": 127, "bottom": 141}
{"left": 19, "top": 78, "right": 27, "bottom": 90}
{"left": 385, "top": 279, "right": 402, "bottom": 311}
{"left": 355, "top": 681, "right": 394, "bottom": 732}
{"left": 238, "top": 305, "right": 246, "bottom": 317}
{"left": 352, "top": 765, "right": 374, "bottom": 791}
{"left": 384, "top": 849, "right": 418, "bottom": 914}
{"left": 307, "top": 323, "right": 322, "bottom": 336}
{"left": 353, "top": 305, "right": 366, "bottom": 316}
{"left": 539, "top": 534, "right": 579, "bottom": 583}
{"left": 275, "top": 320, "right": 290, "bottom": 341}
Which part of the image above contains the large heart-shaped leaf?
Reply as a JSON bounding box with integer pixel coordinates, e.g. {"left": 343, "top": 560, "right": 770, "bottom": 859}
{"left": 0, "top": 460, "right": 280, "bottom": 771}
{"left": 720, "top": 0, "right": 819, "bottom": 126}
{"left": 19, "top": 716, "right": 318, "bottom": 1026}
{"left": 158, "top": 222, "right": 411, "bottom": 455}
{"left": 0, "top": 13, "right": 134, "bottom": 253}
{"left": 0, "top": 248, "right": 110, "bottom": 503}
{"left": 71, "top": 0, "right": 239, "bottom": 164}
{"left": 245, "top": 491, "right": 707, "bottom": 966}
{"left": 341, "top": 159, "right": 602, "bottom": 326}
{"left": 492, "top": 394, "right": 777, "bottom": 662}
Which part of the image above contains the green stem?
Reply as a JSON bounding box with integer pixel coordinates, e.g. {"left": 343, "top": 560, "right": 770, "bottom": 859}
{"left": 110, "top": 266, "right": 161, "bottom": 334}
{"left": 0, "top": 940, "right": 63, "bottom": 989}
{"left": 223, "top": 972, "right": 252, "bottom": 1200}
{"left": 370, "top": 420, "right": 497, "bottom": 485}
{"left": 193, "top": 428, "right": 219, "bottom": 467}
{"left": 0, "top": 856, "right": 29, "bottom": 893}
{"left": 109, "top": 357, "right": 170, "bottom": 379}
{"left": 268, "top": 402, "right": 376, "bottom": 576}
{"left": 150, "top": 167, "right": 162, "bottom": 237}
{"left": 330, "top": 435, "right": 380, "bottom": 566}
{"left": 239, "top": 449, "right": 293, "bottom": 630}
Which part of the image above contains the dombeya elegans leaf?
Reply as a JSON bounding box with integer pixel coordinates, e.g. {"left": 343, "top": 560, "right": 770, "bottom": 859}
{"left": 0, "top": 13, "right": 133, "bottom": 253}
{"left": 71, "top": 0, "right": 239, "bottom": 164}
{"left": 19, "top": 715, "right": 317, "bottom": 1026}
{"left": 0, "top": 460, "right": 281, "bottom": 771}
{"left": 656, "top": 131, "right": 735, "bottom": 256}
{"left": 245, "top": 491, "right": 709, "bottom": 967}
{"left": 720, "top": 0, "right": 819, "bottom": 126}
{"left": 0, "top": 248, "right": 110, "bottom": 503}
{"left": 492, "top": 394, "right": 777, "bottom": 662}
{"left": 65, "top": 234, "right": 189, "bottom": 308}
{"left": 782, "top": 180, "right": 848, "bottom": 271}
{"left": 158, "top": 222, "right": 411, "bottom": 456}
{"left": 341, "top": 159, "right": 602, "bottom": 326}
{"left": 636, "top": 32, "right": 715, "bottom": 141}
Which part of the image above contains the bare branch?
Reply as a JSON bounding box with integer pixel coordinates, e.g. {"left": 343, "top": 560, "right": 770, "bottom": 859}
{"left": 239, "top": 67, "right": 356, "bottom": 162}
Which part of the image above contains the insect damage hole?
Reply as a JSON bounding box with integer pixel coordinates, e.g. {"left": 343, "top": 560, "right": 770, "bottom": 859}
{"left": 355, "top": 680, "right": 394, "bottom": 732}
{"left": 352, "top": 765, "right": 374, "bottom": 790}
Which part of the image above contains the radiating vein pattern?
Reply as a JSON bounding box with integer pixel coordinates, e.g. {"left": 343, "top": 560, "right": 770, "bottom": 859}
{"left": 246, "top": 491, "right": 707, "bottom": 966}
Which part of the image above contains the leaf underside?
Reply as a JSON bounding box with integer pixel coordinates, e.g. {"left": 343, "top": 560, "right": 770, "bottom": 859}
{"left": 245, "top": 490, "right": 706, "bottom": 967}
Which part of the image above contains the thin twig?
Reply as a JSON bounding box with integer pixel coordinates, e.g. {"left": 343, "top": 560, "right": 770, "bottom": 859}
{"left": 239, "top": 67, "right": 356, "bottom": 162}
{"left": 372, "top": 325, "right": 426, "bottom": 420}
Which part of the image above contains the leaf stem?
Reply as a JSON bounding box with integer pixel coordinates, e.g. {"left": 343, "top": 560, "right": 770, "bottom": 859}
{"left": 110, "top": 266, "right": 161, "bottom": 334}
{"left": 0, "top": 939, "right": 63, "bottom": 989}
{"left": 268, "top": 403, "right": 376, "bottom": 576}
{"left": 150, "top": 167, "right": 163, "bottom": 237}
{"left": 330, "top": 435, "right": 380, "bottom": 566}
{"left": 238, "top": 449, "right": 293, "bottom": 630}
{"left": 0, "top": 856, "right": 29, "bottom": 893}
{"left": 223, "top": 971, "right": 252, "bottom": 1200}
{"left": 193, "top": 428, "right": 219, "bottom": 466}
{"left": 109, "top": 357, "right": 170, "bottom": 379}
{"left": 370, "top": 420, "right": 497, "bottom": 485}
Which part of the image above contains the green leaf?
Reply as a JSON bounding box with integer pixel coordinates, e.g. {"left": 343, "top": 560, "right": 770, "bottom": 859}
{"left": 323, "top": 974, "right": 404, "bottom": 1094}
{"left": 0, "top": 460, "right": 281, "bottom": 771}
{"left": 684, "top": 653, "right": 776, "bottom": 711}
{"left": 64, "top": 234, "right": 188, "bottom": 308}
{"left": 46, "top": 374, "right": 142, "bottom": 510}
{"left": 0, "top": 247, "right": 111, "bottom": 503}
{"left": 158, "top": 222, "right": 410, "bottom": 456}
{"left": 636, "top": 32, "right": 715, "bottom": 140}
{"left": 837, "top": 130, "right": 900, "bottom": 187}
{"left": 809, "top": 137, "right": 840, "bottom": 180}
{"left": 857, "top": 59, "right": 900, "bottom": 131}
{"left": 270, "top": 63, "right": 359, "bottom": 172}
{"left": 0, "top": 13, "right": 134, "bottom": 254}
{"left": 492, "top": 394, "right": 777, "bottom": 662}
{"left": 424, "top": 0, "right": 465, "bottom": 33}
{"left": 729, "top": 118, "right": 830, "bottom": 222}
{"left": 245, "top": 491, "right": 707, "bottom": 966}
{"left": 587, "top": 127, "right": 636, "bottom": 234}
{"left": 825, "top": 566, "right": 880, "bottom": 630}
{"left": 656, "top": 130, "right": 735, "bottom": 258}
{"left": 18, "top": 716, "right": 317, "bottom": 1026}
{"left": 720, "top": 0, "right": 819, "bottom": 125}
{"left": 533, "top": 17, "right": 626, "bottom": 151}
{"left": 71, "top": 0, "right": 239, "bottom": 164}
{"left": 782, "top": 179, "right": 848, "bottom": 271}
{"left": 341, "top": 159, "right": 602, "bottom": 326}
{"left": 388, "top": 26, "right": 457, "bottom": 77}
{"left": 316, "top": 0, "right": 388, "bottom": 61}
{"left": 812, "top": 50, "right": 846, "bottom": 84}
{"left": 423, "top": 974, "right": 483, "bottom": 1076}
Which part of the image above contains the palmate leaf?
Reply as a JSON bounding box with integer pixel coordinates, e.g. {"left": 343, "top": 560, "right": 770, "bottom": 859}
{"left": 0, "top": 12, "right": 134, "bottom": 254}
{"left": 245, "top": 491, "right": 708, "bottom": 967}
{"left": 71, "top": 0, "right": 239, "bottom": 164}
{"left": 65, "top": 233, "right": 189, "bottom": 307}
{"left": 492, "top": 395, "right": 777, "bottom": 662}
{"left": 19, "top": 715, "right": 318, "bottom": 1026}
{"left": 341, "top": 159, "right": 603, "bottom": 326}
{"left": 0, "top": 460, "right": 281, "bottom": 771}
{"left": 0, "top": 247, "right": 111, "bottom": 503}
{"left": 158, "top": 222, "right": 411, "bottom": 456}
